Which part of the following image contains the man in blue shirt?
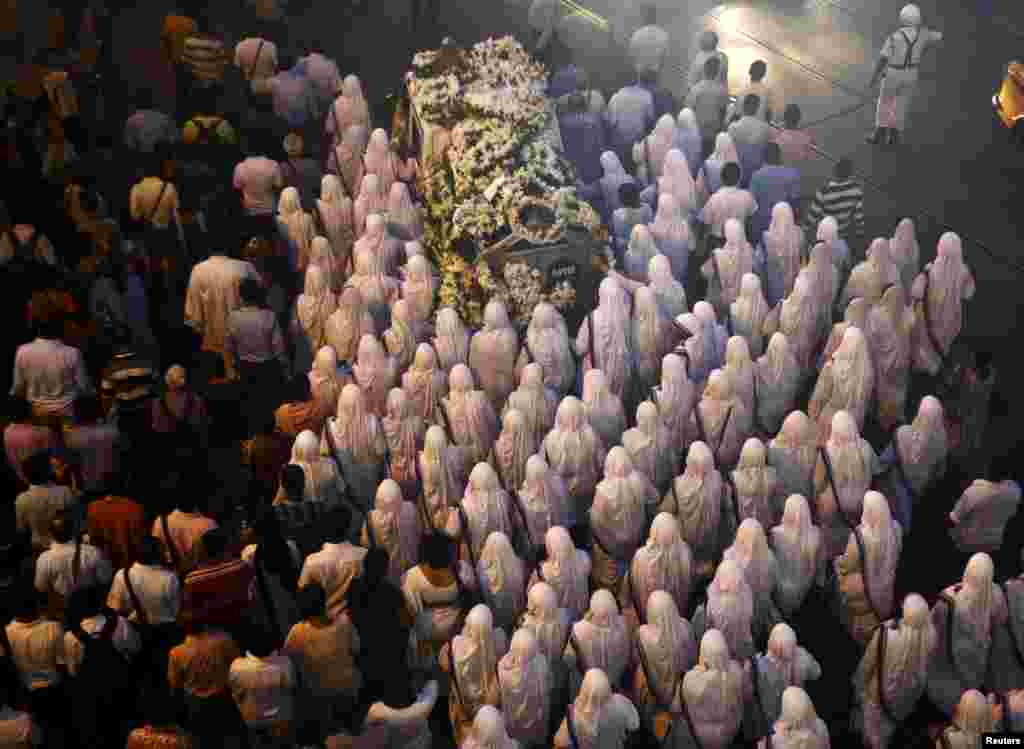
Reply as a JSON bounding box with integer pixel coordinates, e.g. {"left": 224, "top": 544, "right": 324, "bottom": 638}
{"left": 605, "top": 79, "right": 656, "bottom": 172}
{"left": 748, "top": 142, "right": 801, "bottom": 242}
{"left": 558, "top": 91, "right": 607, "bottom": 184}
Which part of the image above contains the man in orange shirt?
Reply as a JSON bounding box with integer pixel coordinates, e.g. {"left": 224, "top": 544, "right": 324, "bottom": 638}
{"left": 86, "top": 473, "right": 146, "bottom": 572}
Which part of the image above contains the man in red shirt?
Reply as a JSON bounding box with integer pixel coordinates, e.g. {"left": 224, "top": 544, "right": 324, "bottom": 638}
{"left": 86, "top": 472, "right": 145, "bottom": 571}
{"left": 180, "top": 527, "right": 254, "bottom": 633}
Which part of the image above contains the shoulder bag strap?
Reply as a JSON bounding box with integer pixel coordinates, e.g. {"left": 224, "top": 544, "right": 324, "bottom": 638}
{"left": 938, "top": 728, "right": 953, "bottom": 749}
{"left": 999, "top": 582, "right": 1024, "bottom": 669}
{"left": 122, "top": 566, "right": 150, "bottom": 627}
{"left": 939, "top": 592, "right": 969, "bottom": 686}
{"left": 999, "top": 691, "right": 1012, "bottom": 732}
{"left": 587, "top": 313, "right": 596, "bottom": 374}
{"left": 412, "top": 452, "right": 435, "bottom": 533}
{"left": 160, "top": 514, "right": 185, "bottom": 580}
{"left": 851, "top": 526, "right": 884, "bottom": 626}
{"left": 715, "top": 406, "right": 734, "bottom": 465}
{"left": 0, "top": 621, "right": 16, "bottom": 667}
{"left": 628, "top": 564, "right": 643, "bottom": 625}
{"left": 566, "top": 705, "right": 580, "bottom": 749}
{"left": 569, "top": 631, "right": 589, "bottom": 675}
{"left": 722, "top": 472, "right": 741, "bottom": 533}
{"left": 711, "top": 252, "right": 724, "bottom": 296}
{"left": 693, "top": 404, "right": 709, "bottom": 447}
{"left": 147, "top": 181, "right": 169, "bottom": 224}
{"left": 920, "top": 271, "right": 950, "bottom": 372}
{"left": 456, "top": 503, "right": 478, "bottom": 573}
{"left": 448, "top": 634, "right": 468, "bottom": 713}
{"left": 254, "top": 546, "right": 285, "bottom": 641}
{"left": 900, "top": 29, "right": 919, "bottom": 69}
{"left": 669, "top": 476, "right": 681, "bottom": 515}
{"left": 365, "top": 515, "right": 377, "bottom": 549}
{"left": 678, "top": 687, "right": 707, "bottom": 749}
{"left": 248, "top": 39, "right": 266, "bottom": 80}
{"left": 818, "top": 447, "right": 854, "bottom": 531}
{"left": 875, "top": 622, "right": 902, "bottom": 724}
{"left": 748, "top": 654, "right": 770, "bottom": 739}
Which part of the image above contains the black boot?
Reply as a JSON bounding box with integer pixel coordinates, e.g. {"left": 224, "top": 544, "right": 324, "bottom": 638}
{"left": 889, "top": 129, "right": 902, "bottom": 146}
{"left": 865, "top": 127, "right": 884, "bottom": 144}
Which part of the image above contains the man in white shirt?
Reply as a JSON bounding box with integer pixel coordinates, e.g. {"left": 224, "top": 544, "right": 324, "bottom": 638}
{"left": 184, "top": 242, "right": 260, "bottom": 362}
{"left": 728, "top": 94, "right": 773, "bottom": 187}
{"left": 60, "top": 592, "right": 141, "bottom": 677}
{"left": 297, "top": 535, "right": 367, "bottom": 621}
{"left": 233, "top": 156, "right": 284, "bottom": 216}
{"left": 10, "top": 312, "right": 91, "bottom": 420}
{"left": 686, "top": 30, "right": 729, "bottom": 92}
{"left": 629, "top": 6, "right": 669, "bottom": 81}
{"left": 605, "top": 83, "right": 656, "bottom": 171}
{"left": 726, "top": 60, "right": 776, "bottom": 123}
{"left": 107, "top": 536, "right": 182, "bottom": 627}
{"left": 229, "top": 633, "right": 297, "bottom": 745}
{"left": 698, "top": 162, "right": 758, "bottom": 244}
{"left": 34, "top": 513, "right": 113, "bottom": 607}
{"left": 685, "top": 56, "right": 730, "bottom": 155}
{"left": 151, "top": 497, "right": 219, "bottom": 575}
{"left": 15, "top": 454, "right": 78, "bottom": 554}
{"left": 1, "top": 589, "right": 66, "bottom": 734}
{"left": 234, "top": 37, "right": 278, "bottom": 84}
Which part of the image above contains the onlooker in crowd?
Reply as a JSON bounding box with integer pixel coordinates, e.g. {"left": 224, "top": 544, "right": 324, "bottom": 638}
{"left": 3, "top": 397, "right": 59, "bottom": 489}
{"left": 727, "top": 59, "right": 775, "bottom": 123}
{"left": 685, "top": 56, "right": 730, "bottom": 157}
{"left": 15, "top": 452, "right": 78, "bottom": 555}
{"left": 804, "top": 157, "right": 865, "bottom": 241}
{"left": 728, "top": 94, "right": 772, "bottom": 186}
{"left": 771, "top": 103, "right": 816, "bottom": 166}
{"left": 34, "top": 511, "right": 113, "bottom": 615}
{"left": 749, "top": 142, "right": 802, "bottom": 241}
{"left": 698, "top": 162, "right": 758, "bottom": 248}
{"left": 687, "top": 30, "right": 729, "bottom": 91}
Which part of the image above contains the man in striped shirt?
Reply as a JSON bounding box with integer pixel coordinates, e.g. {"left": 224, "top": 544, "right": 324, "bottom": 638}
{"left": 804, "top": 157, "right": 865, "bottom": 241}
{"left": 180, "top": 527, "right": 254, "bottom": 631}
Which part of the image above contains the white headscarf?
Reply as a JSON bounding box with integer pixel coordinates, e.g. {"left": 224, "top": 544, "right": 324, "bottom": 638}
{"left": 420, "top": 424, "right": 463, "bottom": 528}
{"left": 543, "top": 396, "right": 605, "bottom": 500}
{"left": 591, "top": 447, "right": 650, "bottom": 558}
{"left": 354, "top": 172, "right": 387, "bottom": 231}
{"left": 917, "top": 232, "right": 975, "bottom": 361}
{"left": 462, "top": 463, "right": 514, "bottom": 561}
{"left": 467, "top": 705, "right": 519, "bottom": 749}
{"left": 494, "top": 409, "right": 536, "bottom": 492}
{"left": 434, "top": 307, "right": 471, "bottom": 374}
{"left": 446, "top": 364, "right": 499, "bottom": 465}
{"left": 353, "top": 333, "right": 396, "bottom": 416}
{"left": 693, "top": 368, "right": 745, "bottom": 467}
{"left": 522, "top": 581, "right": 571, "bottom": 665}
{"left": 525, "top": 303, "right": 575, "bottom": 396}
{"left": 621, "top": 400, "right": 674, "bottom": 493}
{"left": 325, "top": 285, "right": 375, "bottom": 363}
{"left": 705, "top": 559, "right": 755, "bottom": 661}
{"left": 666, "top": 441, "right": 725, "bottom": 565}
{"left": 655, "top": 353, "right": 697, "bottom": 447}
{"left": 583, "top": 370, "right": 627, "bottom": 450}
{"left": 821, "top": 410, "right": 872, "bottom": 524}
{"left": 387, "top": 181, "right": 423, "bottom": 239}
{"left": 762, "top": 202, "right": 803, "bottom": 298}
{"left": 402, "top": 343, "right": 448, "bottom": 422}
{"left": 637, "top": 590, "right": 694, "bottom": 706}
{"left": 308, "top": 235, "right": 343, "bottom": 292}
{"left": 289, "top": 429, "right": 340, "bottom": 503}
{"left": 644, "top": 114, "right": 678, "bottom": 182}
{"left": 470, "top": 299, "right": 520, "bottom": 408}
{"left": 677, "top": 108, "right": 700, "bottom": 139}
{"left": 770, "top": 494, "right": 822, "bottom": 616}
{"left": 646, "top": 254, "right": 687, "bottom": 320}
{"left": 857, "top": 491, "right": 901, "bottom": 622}
{"left": 576, "top": 589, "right": 631, "bottom": 686}
{"left": 296, "top": 265, "right": 338, "bottom": 351}
{"left": 309, "top": 345, "right": 344, "bottom": 412}
{"left": 454, "top": 605, "right": 501, "bottom": 709}
{"left": 384, "top": 298, "right": 418, "bottom": 372}
{"left": 650, "top": 194, "right": 691, "bottom": 249}
{"left": 658, "top": 149, "right": 696, "bottom": 215}
{"left": 329, "top": 383, "right": 385, "bottom": 464}
{"left": 506, "top": 363, "right": 557, "bottom": 448}
{"left": 330, "top": 123, "right": 369, "bottom": 198}
{"left": 624, "top": 225, "right": 660, "bottom": 283}
{"left": 402, "top": 254, "right": 438, "bottom": 328}
{"left": 540, "top": 526, "right": 590, "bottom": 617}
{"left": 632, "top": 286, "right": 674, "bottom": 391}
{"left": 845, "top": 238, "right": 901, "bottom": 307}
{"left": 755, "top": 332, "right": 801, "bottom": 434}
{"left": 578, "top": 277, "right": 633, "bottom": 399}
{"left": 950, "top": 690, "right": 996, "bottom": 743}
{"left": 629, "top": 513, "right": 693, "bottom": 623}
{"left": 895, "top": 395, "right": 947, "bottom": 492}
{"left": 711, "top": 132, "right": 739, "bottom": 165}
{"left": 709, "top": 219, "right": 754, "bottom": 311}
{"left": 956, "top": 552, "right": 996, "bottom": 642}
{"left": 779, "top": 273, "right": 819, "bottom": 371}
{"left": 278, "top": 187, "right": 315, "bottom": 270}
{"left": 363, "top": 128, "right": 398, "bottom": 195}
{"left": 497, "top": 629, "right": 548, "bottom": 747}
{"left": 723, "top": 517, "right": 777, "bottom": 612}
{"left": 519, "top": 455, "right": 571, "bottom": 548}
{"left": 731, "top": 439, "right": 778, "bottom": 530}
{"left": 812, "top": 326, "right": 874, "bottom": 439}
{"left": 330, "top": 75, "right": 370, "bottom": 143}
{"left": 569, "top": 668, "right": 612, "bottom": 747}
{"left": 351, "top": 218, "right": 400, "bottom": 306}
{"left": 730, "top": 274, "right": 770, "bottom": 358}
{"left": 771, "top": 687, "right": 830, "bottom": 749}
{"left": 889, "top": 218, "right": 920, "bottom": 292}
{"left": 382, "top": 387, "right": 423, "bottom": 490}
{"left": 369, "top": 479, "right": 419, "bottom": 582}
{"left": 479, "top": 531, "right": 526, "bottom": 626}
{"left": 682, "top": 630, "right": 745, "bottom": 748}
{"left": 723, "top": 335, "right": 755, "bottom": 415}
{"left": 768, "top": 411, "right": 817, "bottom": 501}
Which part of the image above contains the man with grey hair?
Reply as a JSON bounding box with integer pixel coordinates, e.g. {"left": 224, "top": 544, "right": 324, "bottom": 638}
{"left": 630, "top": 5, "right": 669, "bottom": 82}
{"left": 866, "top": 3, "right": 943, "bottom": 146}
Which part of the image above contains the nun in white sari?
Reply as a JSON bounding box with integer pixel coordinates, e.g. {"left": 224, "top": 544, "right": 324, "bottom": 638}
{"left": 646, "top": 254, "right": 688, "bottom": 322}
{"left": 842, "top": 238, "right": 901, "bottom": 311}
{"left": 469, "top": 300, "right": 521, "bottom": 410}
{"left": 504, "top": 363, "right": 558, "bottom": 450}
{"left": 564, "top": 590, "right": 633, "bottom": 695}
{"left": 730, "top": 274, "right": 771, "bottom": 358}
{"left": 767, "top": 411, "right": 817, "bottom": 504}
{"left": 589, "top": 447, "right": 655, "bottom": 592}
{"left": 528, "top": 526, "right": 591, "bottom": 621}
{"left": 316, "top": 175, "right": 356, "bottom": 277}
{"left": 575, "top": 277, "right": 635, "bottom": 401}
{"left": 275, "top": 429, "right": 345, "bottom": 505}
{"left": 879, "top": 395, "right": 948, "bottom": 533}
{"left": 518, "top": 455, "right": 571, "bottom": 554}
{"left": 808, "top": 327, "right": 875, "bottom": 443}
{"left": 442, "top": 605, "right": 509, "bottom": 745}
{"left": 360, "top": 479, "right": 421, "bottom": 585}
{"left": 910, "top": 232, "right": 976, "bottom": 376}
{"left": 402, "top": 254, "right": 438, "bottom": 334}
{"left": 542, "top": 397, "right": 606, "bottom": 521}
{"left": 756, "top": 687, "right": 829, "bottom": 749}
{"left": 723, "top": 336, "right": 756, "bottom": 423}
{"left": 927, "top": 553, "right": 1004, "bottom": 716}
{"left": 466, "top": 532, "right": 527, "bottom": 635}
{"left": 383, "top": 299, "right": 419, "bottom": 373}
{"left": 730, "top": 440, "right": 780, "bottom": 531}
{"left": 852, "top": 593, "right": 937, "bottom": 749}
{"left": 325, "top": 286, "right": 375, "bottom": 364}
{"left": 621, "top": 401, "right": 675, "bottom": 494}
{"left": 353, "top": 333, "right": 398, "bottom": 417}
{"left": 402, "top": 343, "right": 448, "bottom": 424}
{"left": 582, "top": 369, "right": 627, "bottom": 451}
{"left": 672, "top": 630, "right": 747, "bottom": 749}
{"left": 661, "top": 442, "right": 731, "bottom": 582}
{"left": 434, "top": 307, "right": 470, "bottom": 375}
{"left": 462, "top": 705, "right": 521, "bottom": 749}
{"left": 387, "top": 182, "right": 424, "bottom": 241}
{"left": 812, "top": 411, "right": 881, "bottom": 560}
{"left": 760, "top": 202, "right": 804, "bottom": 308}
{"left": 491, "top": 409, "right": 536, "bottom": 499}
{"left": 309, "top": 345, "right": 348, "bottom": 419}
{"left": 521, "top": 580, "right": 573, "bottom": 677}
{"left": 746, "top": 624, "right": 823, "bottom": 741}
{"left": 769, "top": 494, "right": 824, "bottom": 617}
{"left": 632, "top": 287, "right": 677, "bottom": 395}
{"left": 889, "top": 218, "right": 920, "bottom": 294}
{"left": 382, "top": 388, "right": 424, "bottom": 501}
{"left": 948, "top": 479, "right": 1022, "bottom": 554}
{"left": 754, "top": 333, "right": 800, "bottom": 435}
{"left": 770, "top": 274, "right": 819, "bottom": 373}
{"left": 654, "top": 353, "right": 697, "bottom": 453}
{"left": 934, "top": 690, "right": 998, "bottom": 749}
{"left": 834, "top": 491, "right": 903, "bottom": 645}
{"left": 497, "top": 629, "right": 551, "bottom": 749}
{"left": 620, "top": 513, "right": 693, "bottom": 631}
{"left": 321, "top": 383, "right": 388, "bottom": 513}
{"left": 444, "top": 365, "right": 500, "bottom": 475}
{"left": 517, "top": 302, "right": 575, "bottom": 398}
{"left": 623, "top": 225, "right": 661, "bottom": 283}
{"left": 648, "top": 194, "right": 691, "bottom": 283}
{"left": 278, "top": 187, "right": 316, "bottom": 272}
{"left": 688, "top": 369, "right": 750, "bottom": 469}
{"left": 693, "top": 559, "right": 756, "bottom": 661}
{"left": 418, "top": 425, "right": 465, "bottom": 535}
{"left": 722, "top": 518, "right": 781, "bottom": 646}
{"left": 989, "top": 547, "right": 1024, "bottom": 694}
{"left": 457, "top": 463, "right": 516, "bottom": 569}
{"left": 553, "top": 668, "right": 640, "bottom": 749}
{"left": 702, "top": 219, "right": 755, "bottom": 321}
{"left": 633, "top": 591, "right": 696, "bottom": 728}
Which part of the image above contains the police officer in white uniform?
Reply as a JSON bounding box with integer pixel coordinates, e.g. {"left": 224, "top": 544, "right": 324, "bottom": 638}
{"left": 866, "top": 4, "right": 943, "bottom": 146}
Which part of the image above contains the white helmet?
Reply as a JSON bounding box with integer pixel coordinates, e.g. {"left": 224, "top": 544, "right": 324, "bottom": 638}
{"left": 899, "top": 4, "right": 922, "bottom": 26}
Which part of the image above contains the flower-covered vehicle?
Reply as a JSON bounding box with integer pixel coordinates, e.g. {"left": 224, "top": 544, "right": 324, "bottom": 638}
{"left": 994, "top": 60, "right": 1024, "bottom": 144}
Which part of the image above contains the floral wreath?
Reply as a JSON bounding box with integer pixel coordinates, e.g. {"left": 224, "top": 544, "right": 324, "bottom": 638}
{"left": 507, "top": 196, "right": 564, "bottom": 245}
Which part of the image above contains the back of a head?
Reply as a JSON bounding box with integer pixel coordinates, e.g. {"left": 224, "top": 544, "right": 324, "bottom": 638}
{"left": 296, "top": 583, "right": 327, "bottom": 620}
{"left": 361, "top": 547, "right": 390, "bottom": 586}
{"left": 618, "top": 182, "right": 641, "bottom": 209}
{"left": 721, "top": 162, "right": 741, "bottom": 187}
{"left": 783, "top": 103, "right": 802, "bottom": 129}
{"left": 749, "top": 60, "right": 767, "bottom": 82}
{"left": 199, "top": 527, "right": 228, "bottom": 562}
{"left": 639, "top": 69, "right": 659, "bottom": 89}
{"left": 764, "top": 142, "right": 782, "bottom": 166}
{"left": 49, "top": 511, "right": 72, "bottom": 544}
{"left": 7, "top": 397, "right": 32, "bottom": 424}
{"left": 22, "top": 452, "right": 53, "bottom": 487}
{"left": 642, "top": 3, "right": 657, "bottom": 27}
{"left": 568, "top": 92, "right": 587, "bottom": 114}
{"left": 742, "top": 94, "right": 760, "bottom": 117}
{"left": 75, "top": 395, "right": 103, "bottom": 423}
{"left": 834, "top": 158, "right": 854, "bottom": 181}
{"left": 239, "top": 277, "right": 266, "bottom": 307}
{"left": 138, "top": 536, "right": 164, "bottom": 566}
{"left": 31, "top": 291, "right": 66, "bottom": 341}
{"left": 704, "top": 56, "right": 721, "bottom": 81}
{"left": 281, "top": 464, "right": 306, "bottom": 501}
{"left": 699, "top": 30, "right": 719, "bottom": 52}
{"left": 65, "top": 585, "right": 104, "bottom": 627}
{"left": 420, "top": 532, "right": 454, "bottom": 570}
